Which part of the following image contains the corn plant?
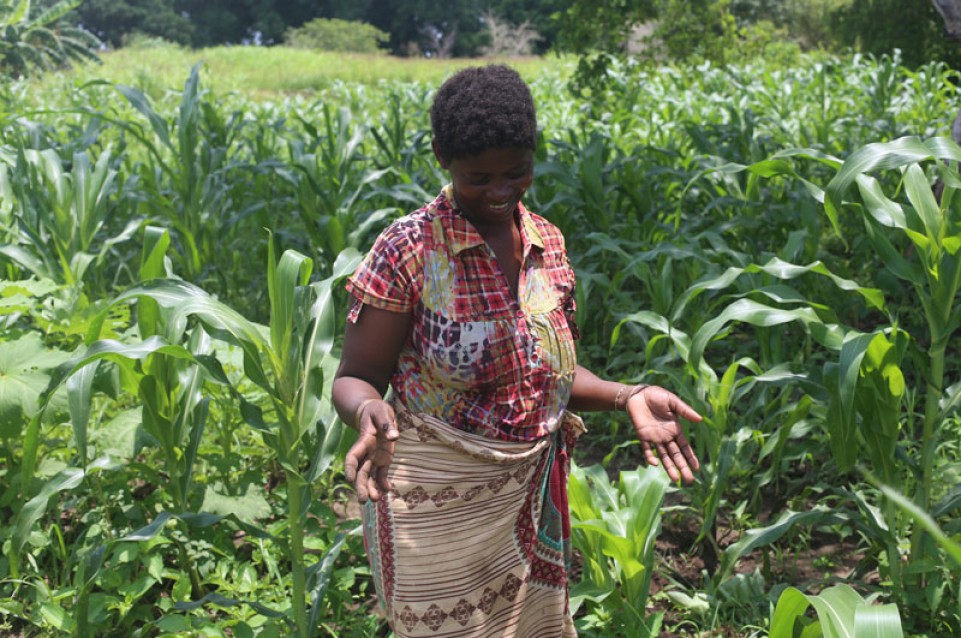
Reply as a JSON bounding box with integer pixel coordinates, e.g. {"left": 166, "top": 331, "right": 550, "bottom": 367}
{"left": 103, "top": 64, "right": 254, "bottom": 286}
{"left": 20, "top": 228, "right": 229, "bottom": 603}
{"left": 0, "top": 145, "right": 134, "bottom": 289}
{"left": 68, "top": 238, "right": 361, "bottom": 637}
{"left": 674, "top": 136, "right": 961, "bottom": 626}
{"left": 568, "top": 463, "right": 668, "bottom": 637}
{"left": 819, "top": 136, "right": 961, "bottom": 611}
{"left": 770, "top": 584, "right": 903, "bottom": 638}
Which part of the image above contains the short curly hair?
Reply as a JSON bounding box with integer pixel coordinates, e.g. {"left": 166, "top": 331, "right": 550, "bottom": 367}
{"left": 430, "top": 64, "right": 537, "bottom": 163}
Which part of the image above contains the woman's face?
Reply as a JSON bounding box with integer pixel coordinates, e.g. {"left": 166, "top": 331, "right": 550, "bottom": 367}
{"left": 435, "top": 145, "right": 534, "bottom": 232}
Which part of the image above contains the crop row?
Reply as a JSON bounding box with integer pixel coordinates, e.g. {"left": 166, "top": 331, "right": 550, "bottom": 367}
{"left": 1, "top": 52, "right": 960, "bottom": 636}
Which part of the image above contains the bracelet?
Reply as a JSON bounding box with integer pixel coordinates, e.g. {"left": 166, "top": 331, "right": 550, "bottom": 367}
{"left": 619, "top": 384, "right": 650, "bottom": 411}
{"left": 613, "top": 385, "right": 630, "bottom": 411}
{"left": 354, "top": 398, "right": 379, "bottom": 425}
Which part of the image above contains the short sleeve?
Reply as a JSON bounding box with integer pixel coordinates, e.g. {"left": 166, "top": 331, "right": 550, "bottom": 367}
{"left": 345, "top": 217, "right": 423, "bottom": 323}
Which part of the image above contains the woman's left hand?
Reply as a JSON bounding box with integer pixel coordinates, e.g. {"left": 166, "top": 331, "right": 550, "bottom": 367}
{"left": 626, "top": 386, "right": 701, "bottom": 485}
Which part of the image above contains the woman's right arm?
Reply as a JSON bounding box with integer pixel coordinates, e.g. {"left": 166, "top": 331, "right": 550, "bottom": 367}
{"left": 333, "top": 304, "right": 412, "bottom": 502}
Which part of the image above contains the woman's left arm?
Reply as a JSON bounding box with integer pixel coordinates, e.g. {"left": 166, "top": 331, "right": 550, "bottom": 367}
{"left": 568, "top": 364, "right": 701, "bottom": 484}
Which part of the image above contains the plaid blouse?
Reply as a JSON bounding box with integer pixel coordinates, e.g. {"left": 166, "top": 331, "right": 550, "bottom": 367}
{"left": 346, "top": 186, "right": 578, "bottom": 442}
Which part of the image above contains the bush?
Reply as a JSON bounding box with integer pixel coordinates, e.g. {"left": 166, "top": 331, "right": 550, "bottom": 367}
{"left": 654, "top": 0, "right": 740, "bottom": 64}
{"left": 782, "top": 0, "right": 852, "bottom": 50}
{"left": 735, "top": 20, "right": 802, "bottom": 66}
{"left": 284, "top": 18, "right": 388, "bottom": 54}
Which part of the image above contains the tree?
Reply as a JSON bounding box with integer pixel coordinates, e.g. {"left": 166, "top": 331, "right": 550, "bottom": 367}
{"left": 480, "top": 9, "right": 541, "bottom": 57}
{"left": 655, "top": 0, "right": 738, "bottom": 63}
{"left": 932, "top": 0, "right": 961, "bottom": 40}
{"left": 834, "top": 0, "right": 961, "bottom": 69}
{"left": 74, "top": 0, "right": 193, "bottom": 48}
{"left": 176, "top": 0, "right": 325, "bottom": 46}
{"left": 554, "top": 0, "right": 656, "bottom": 56}
{"left": 483, "top": 0, "right": 567, "bottom": 54}
{"left": 358, "top": 0, "right": 486, "bottom": 57}
{"left": 284, "top": 17, "right": 388, "bottom": 54}
{"left": 0, "top": 0, "right": 100, "bottom": 78}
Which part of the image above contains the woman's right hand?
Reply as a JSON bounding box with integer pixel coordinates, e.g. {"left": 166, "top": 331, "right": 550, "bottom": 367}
{"left": 344, "top": 399, "right": 399, "bottom": 502}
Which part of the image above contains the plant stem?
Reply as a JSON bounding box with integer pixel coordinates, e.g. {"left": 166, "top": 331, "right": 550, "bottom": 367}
{"left": 911, "top": 342, "right": 944, "bottom": 573}
{"left": 287, "top": 474, "right": 308, "bottom": 637}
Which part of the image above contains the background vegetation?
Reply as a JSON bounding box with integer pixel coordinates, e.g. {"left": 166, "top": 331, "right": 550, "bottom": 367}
{"left": 2, "top": 1, "right": 961, "bottom": 637}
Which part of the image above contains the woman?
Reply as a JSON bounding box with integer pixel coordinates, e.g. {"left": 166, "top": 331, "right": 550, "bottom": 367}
{"left": 332, "top": 64, "right": 700, "bottom": 638}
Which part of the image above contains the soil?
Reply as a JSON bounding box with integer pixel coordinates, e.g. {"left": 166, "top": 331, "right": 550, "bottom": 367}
{"left": 648, "top": 490, "right": 877, "bottom": 637}
{"left": 571, "top": 442, "right": 878, "bottom": 636}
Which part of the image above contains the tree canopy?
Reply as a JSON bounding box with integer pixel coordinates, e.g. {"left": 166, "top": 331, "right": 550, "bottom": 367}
{"left": 41, "top": 0, "right": 961, "bottom": 71}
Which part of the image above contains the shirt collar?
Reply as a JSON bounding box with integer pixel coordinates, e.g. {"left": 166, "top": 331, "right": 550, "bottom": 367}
{"left": 438, "top": 185, "right": 545, "bottom": 257}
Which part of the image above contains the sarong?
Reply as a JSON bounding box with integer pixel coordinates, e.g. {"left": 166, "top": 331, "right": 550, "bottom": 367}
{"left": 362, "top": 406, "right": 585, "bottom": 638}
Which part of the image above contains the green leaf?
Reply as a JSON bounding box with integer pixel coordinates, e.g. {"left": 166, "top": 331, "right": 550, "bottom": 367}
{"left": 854, "top": 604, "right": 904, "bottom": 638}
{"left": 66, "top": 358, "right": 98, "bottom": 469}
{"left": 688, "top": 299, "right": 829, "bottom": 373}
{"left": 677, "top": 257, "right": 885, "bottom": 316}
{"left": 718, "top": 508, "right": 841, "bottom": 582}
{"left": 138, "top": 226, "right": 171, "bottom": 338}
{"left": 771, "top": 584, "right": 903, "bottom": 638}
{"left": 39, "top": 602, "right": 73, "bottom": 632}
{"left": 268, "top": 239, "right": 312, "bottom": 369}
{"left": 856, "top": 174, "right": 907, "bottom": 229}
{"left": 200, "top": 483, "right": 271, "bottom": 524}
{"left": 0, "top": 332, "right": 70, "bottom": 439}
{"left": 825, "top": 137, "right": 933, "bottom": 226}
{"left": 306, "top": 531, "right": 349, "bottom": 638}
{"left": 116, "top": 83, "right": 172, "bottom": 149}
{"left": 874, "top": 480, "right": 961, "bottom": 567}
{"left": 173, "top": 592, "right": 285, "bottom": 619}
{"left": 11, "top": 460, "right": 110, "bottom": 573}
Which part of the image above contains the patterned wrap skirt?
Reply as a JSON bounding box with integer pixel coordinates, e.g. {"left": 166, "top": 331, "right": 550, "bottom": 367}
{"left": 362, "top": 406, "right": 585, "bottom": 638}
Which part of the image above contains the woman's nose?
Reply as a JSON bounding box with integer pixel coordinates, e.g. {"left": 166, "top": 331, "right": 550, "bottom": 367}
{"left": 490, "top": 181, "right": 512, "bottom": 199}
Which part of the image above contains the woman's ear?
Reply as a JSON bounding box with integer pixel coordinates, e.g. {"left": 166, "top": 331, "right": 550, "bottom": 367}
{"left": 431, "top": 139, "right": 448, "bottom": 170}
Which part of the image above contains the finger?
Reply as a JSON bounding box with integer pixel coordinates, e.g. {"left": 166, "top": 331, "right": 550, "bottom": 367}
{"left": 657, "top": 443, "right": 680, "bottom": 483}
{"left": 641, "top": 441, "right": 660, "bottom": 467}
{"left": 675, "top": 433, "right": 700, "bottom": 473}
{"left": 374, "top": 463, "right": 393, "bottom": 495}
{"left": 670, "top": 396, "right": 702, "bottom": 422}
{"left": 344, "top": 455, "right": 358, "bottom": 483}
{"left": 381, "top": 417, "right": 400, "bottom": 441}
{"left": 344, "top": 439, "right": 369, "bottom": 483}
{"left": 380, "top": 408, "right": 400, "bottom": 440}
{"left": 367, "top": 474, "right": 381, "bottom": 502}
{"left": 666, "top": 440, "right": 695, "bottom": 485}
{"left": 356, "top": 458, "right": 375, "bottom": 503}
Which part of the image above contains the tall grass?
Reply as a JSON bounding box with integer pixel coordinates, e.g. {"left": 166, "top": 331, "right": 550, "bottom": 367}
{"left": 27, "top": 45, "right": 568, "bottom": 100}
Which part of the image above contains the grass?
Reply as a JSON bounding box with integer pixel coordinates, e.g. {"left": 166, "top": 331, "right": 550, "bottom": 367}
{"left": 30, "top": 44, "right": 571, "bottom": 99}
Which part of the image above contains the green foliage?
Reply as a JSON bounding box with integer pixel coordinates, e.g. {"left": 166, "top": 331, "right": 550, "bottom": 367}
{"left": 72, "top": 0, "right": 193, "bottom": 48}
{"left": 284, "top": 18, "right": 388, "bottom": 54}
{"left": 655, "top": 0, "right": 739, "bottom": 63}
{"left": 782, "top": 0, "right": 852, "bottom": 50}
{"left": 3, "top": 51, "right": 961, "bottom": 637}
{"left": 568, "top": 463, "right": 667, "bottom": 637}
{"left": 554, "top": 0, "right": 656, "bottom": 54}
{"left": 0, "top": 0, "right": 100, "bottom": 78}
{"left": 770, "top": 584, "right": 903, "bottom": 638}
{"left": 834, "top": 0, "right": 961, "bottom": 69}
